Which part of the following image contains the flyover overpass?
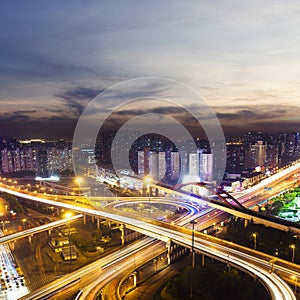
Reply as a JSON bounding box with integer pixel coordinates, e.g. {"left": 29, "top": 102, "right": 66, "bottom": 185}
{"left": 151, "top": 161, "right": 300, "bottom": 234}
{"left": 0, "top": 184, "right": 298, "bottom": 300}
{"left": 20, "top": 211, "right": 297, "bottom": 300}
{"left": 0, "top": 214, "right": 82, "bottom": 245}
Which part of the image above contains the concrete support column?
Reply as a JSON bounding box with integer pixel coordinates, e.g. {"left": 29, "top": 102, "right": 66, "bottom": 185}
{"left": 48, "top": 229, "right": 52, "bottom": 236}
{"left": 83, "top": 215, "right": 87, "bottom": 225}
{"left": 133, "top": 272, "right": 137, "bottom": 287}
{"left": 91, "top": 216, "right": 95, "bottom": 223}
{"left": 28, "top": 236, "right": 32, "bottom": 244}
{"left": 202, "top": 253, "right": 205, "bottom": 266}
{"left": 166, "top": 239, "right": 172, "bottom": 265}
{"left": 9, "top": 241, "right": 15, "bottom": 250}
{"left": 120, "top": 224, "right": 126, "bottom": 246}
{"left": 108, "top": 220, "right": 112, "bottom": 229}
{"left": 244, "top": 219, "right": 248, "bottom": 227}
{"left": 97, "top": 218, "right": 101, "bottom": 229}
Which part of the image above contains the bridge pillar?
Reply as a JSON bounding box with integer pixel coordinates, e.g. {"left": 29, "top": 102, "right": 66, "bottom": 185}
{"left": 9, "top": 241, "right": 15, "bottom": 250}
{"left": 244, "top": 219, "right": 248, "bottom": 227}
{"left": 133, "top": 272, "right": 137, "bottom": 287}
{"left": 120, "top": 224, "right": 125, "bottom": 246}
{"left": 28, "top": 235, "right": 32, "bottom": 244}
{"left": 202, "top": 253, "right": 205, "bottom": 266}
{"left": 48, "top": 229, "right": 52, "bottom": 236}
{"left": 166, "top": 239, "right": 172, "bottom": 265}
{"left": 83, "top": 215, "right": 87, "bottom": 225}
{"left": 91, "top": 216, "right": 95, "bottom": 223}
{"left": 97, "top": 218, "right": 101, "bottom": 229}
{"left": 108, "top": 220, "right": 112, "bottom": 229}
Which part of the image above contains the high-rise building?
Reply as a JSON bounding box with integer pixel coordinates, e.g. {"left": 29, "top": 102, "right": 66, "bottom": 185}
{"left": 266, "top": 143, "right": 278, "bottom": 168}
{"left": 226, "top": 142, "right": 245, "bottom": 173}
{"left": 137, "top": 151, "right": 145, "bottom": 176}
{"left": 158, "top": 151, "right": 166, "bottom": 181}
{"left": 199, "top": 153, "right": 213, "bottom": 182}
{"left": 148, "top": 151, "right": 159, "bottom": 181}
{"left": 47, "top": 147, "right": 72, "bottom": 175}
{"left": 179, "top": 150, "right": 188, "bottom": 178}
{"left": 1, "top": 148, "right": 13, "bottom": 173}
{"left": 189, "top": 152, "right": 199, "bottom": 180}
{"left": 171, "top": 151, "right": 180, "bottom": 181}
{"left": 245, "top": 141, "right": 266, "bottom": 168}
{"left": 1, "top": 147, "right": 39, "bottom": 174}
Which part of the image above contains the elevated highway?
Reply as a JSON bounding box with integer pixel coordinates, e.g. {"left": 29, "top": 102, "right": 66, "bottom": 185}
{"left": 0, "top": 214, "right": 82, "bottom": 245}
{"left": 20, "top": 214, "right": 298, "bottom": 300}
{"left": 0, "top": 183, "right": 298, "bottom": 299}
{"left": 1, "top": 162, "right": 300, "bottom": 299}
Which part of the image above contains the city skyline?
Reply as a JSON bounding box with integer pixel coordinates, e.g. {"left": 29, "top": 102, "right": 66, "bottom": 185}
{"left": 1, "top": 1, "right": 300, "bottom": 139}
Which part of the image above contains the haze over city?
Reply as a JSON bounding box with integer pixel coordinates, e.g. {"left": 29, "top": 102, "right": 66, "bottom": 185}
{"left": 1, "top": 1, "right": 300, "bottom": 138}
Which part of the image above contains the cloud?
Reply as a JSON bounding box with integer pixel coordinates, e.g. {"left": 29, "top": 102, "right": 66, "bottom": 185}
{"left": 55, "top": 87, "right": 104, "bottom": 116}
{"left": 215, "top": 105, "right": 300, "bottom": 122}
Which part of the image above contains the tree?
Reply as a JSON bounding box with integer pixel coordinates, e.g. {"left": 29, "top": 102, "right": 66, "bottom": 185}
{"left": 91, "top": 228, "right": 102, "bottom": 241}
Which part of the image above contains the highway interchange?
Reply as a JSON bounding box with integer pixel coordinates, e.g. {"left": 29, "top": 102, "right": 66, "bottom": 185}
{"left": 1, "top": 161, "right": 300, "bottom": 299}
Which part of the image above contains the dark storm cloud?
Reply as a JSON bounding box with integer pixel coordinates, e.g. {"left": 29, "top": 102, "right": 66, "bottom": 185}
{"left": 13, "top": 110, "right": 37, "bottom": 116}
{"left": 216, "top": 105, "right": 300, "bottom": 121}
{"left": 44, "top": 108, "right": 64, "bottom": 114}
{"left": 115, "top": 106, "right": 185, "bottom": 116}
{"left": 1, "top": 110, "right": 37, "bottom": 122}
{"left": 56, "top": 87, "right": 103, "bottom": 116}
{"left": 217, "top": 110, "right": 256, "bottom": 120}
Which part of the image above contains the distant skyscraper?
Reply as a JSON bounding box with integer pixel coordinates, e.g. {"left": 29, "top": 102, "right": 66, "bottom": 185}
{"left": 1, "top": 147, "right": 39, "bottom": 174}
{"left": 1, "top": 148, "right": 13, "bottom": 173}
{"left": 137, "top": 151, "right": 145, "bottom": 176}
{"left": 47, "top": 147, "right": 72, "bottom": 175}
{"left": 226, "top": 142, "right": 245, "bottom": 173}
{"left": 158, "top": 151, "right": 166, "bottom": 181}
{"left": 179, "top": 150, "right": 188, "bottom": 178}
{"left": 144, "top": 147, "right": 150, "bottom": 175}
{"left": 266, "top": 143, "right": 278, "bottom": 168}
{"left": 245, "top": 141, "right": 266, "bottom": 168}
{"left": 149, "top": 151, "right": 159, "bottom": 181}
{"left": 171, "top": 152, "right": 180, "bottom": 181}
{"left": 199, "top": 153, "right": 213, "bottom": 181}
{"left": 189, "top": 152, "right": 199, "bottom": 180}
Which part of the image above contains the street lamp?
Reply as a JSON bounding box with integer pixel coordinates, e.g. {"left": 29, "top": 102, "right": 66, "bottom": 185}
{"left": 190, "top": 220, "right": 197, "bottom": 299}
{"left": 291, "top": 275, "right": 298, "bottom": 294}
{"left": 64, "top": 212, "right": 73, "bottom": 265}
{"left": 153, "top": 258, "right": 157, "bottom": 273}
{"left": 251, "top": 233, "right": 257, "bottom": 250}
{"left": 290, "top": 244, "right": 296, "bottom": 263}
{"left": 74, "top": 177, "right": 82, "bottom": 184}
{"left": 143, "top": 176, "right": 152, "bottom": 217}
{"left": 96, "top": 246, "right": 101, "bottom": 258}
{"left": 74, "top": 177, "right": 83, "bottom": 196}
{"left": 21, "top": 218, "right": 27, "bottom": 230}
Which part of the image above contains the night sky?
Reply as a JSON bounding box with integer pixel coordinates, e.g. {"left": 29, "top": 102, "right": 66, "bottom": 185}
{"left": 1, "top": 1, "right": 300, "bottom": 139}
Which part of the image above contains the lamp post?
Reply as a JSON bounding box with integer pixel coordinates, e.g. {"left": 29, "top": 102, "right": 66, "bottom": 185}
{"left": 270, "top": 249, "right": 278, "bottom": 273}
{"left": 74, "top": 177, "right": 83, "bottom": 196}
{"left": 290, "top": 244, "right": 296, "bottom": 263}
{"left": 143, "top": 176, "right": 152, "bottom": 217}
{"left": 251, "top": 233, "right": 257, "bottom": 250}
{"left": 64, "top": 212, "right": 72, "bottom": 265}
{"left": 96, "top": 246, "right": 101, "bottom": 258}
{"left": 291, "top": 275, "right": 298, "bottom": 294}
{"left": 190, "top": 220, "right": 197, "bottom": 299}
{"left": 21, "top": 218, "right": 27, "bottom": 230}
